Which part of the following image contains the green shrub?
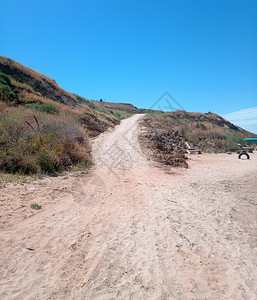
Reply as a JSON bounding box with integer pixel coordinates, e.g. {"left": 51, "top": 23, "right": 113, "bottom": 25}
{"left": 25, "top": 103, "right": 59, "bottom": 114}
{"left": 86, "top": 102, "right": 97, "bottom": 110}
{"left": 36, "top": 149, "right": 61, "bottom": 173}
{"left": 0, "top": 85, "right": 15, "bottom": 100}
{"left": 110, "top": 110, "right": 125, "bottom": 120}
{"left": 31, "top": 203, "right": 42, "bottom": 210}
{"left": 76, "top": 95, "right": 87, "bottom": 104}
{"left": 0, "top": 72, "right": 15, "bottom": 101}
{"left": 0, "top": 72, "right": 12, "bottom": 85}
{"left": 114, "top": 111, "right": 125, "bottom": 120}
{"left": 99, "top": 113, "right": 112, "bottom": 122}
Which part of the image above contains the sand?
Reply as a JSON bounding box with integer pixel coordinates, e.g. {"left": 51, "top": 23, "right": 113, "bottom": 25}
{"left": 0, "top": 115, "right": 256, "bottom": 299}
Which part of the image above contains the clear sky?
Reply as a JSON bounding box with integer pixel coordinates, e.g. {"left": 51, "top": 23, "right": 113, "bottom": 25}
{"left": 1, "top": 0, "right": 256, "bottom": 132}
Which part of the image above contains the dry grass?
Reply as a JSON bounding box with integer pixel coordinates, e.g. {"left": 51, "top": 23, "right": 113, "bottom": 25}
{"left": 0, "top": 56, "right": 78, "bottom": 107}
{"left": 146, "top": 111, "right": 256, "bottom": 152}
{"left": 0, "top": 106, "right": 91, "bottom": 174}
{"left": 0, "top": 55, "right": 63, "bottom": 92}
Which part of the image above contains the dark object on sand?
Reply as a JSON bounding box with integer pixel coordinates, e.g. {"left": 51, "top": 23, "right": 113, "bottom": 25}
{"left": 238, "top": 152, "right": 250, "bottom": 159}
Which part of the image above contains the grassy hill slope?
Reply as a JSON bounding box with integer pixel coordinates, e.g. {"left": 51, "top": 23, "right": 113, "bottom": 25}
{"left": 0, "top": 55, "right": 146, "bottom": 132}
{"left": 145, "top": 111, "right": 257, "bottom": 153}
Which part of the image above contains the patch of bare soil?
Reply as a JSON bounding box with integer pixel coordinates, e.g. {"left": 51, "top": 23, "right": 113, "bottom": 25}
{"left": 0, "top": 114, "right": 256, "bottom": 299}
{"left": 139, "top": 118, "right": 188, "bottom": 168}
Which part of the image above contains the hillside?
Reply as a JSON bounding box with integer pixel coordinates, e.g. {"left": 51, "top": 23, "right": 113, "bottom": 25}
{"left": 0, "top": 56, "right": 144, "bottom": 174}
{"left": 0, "top": 55, "right": 256, "bottom": 175}
{"left": 143, "top": 110, "right": 256, "bottom": 154}
{"left": 0, "top": 56, "right": 78, "bottom": 106}
{"left": 0, "top": 55, "right": 147, "bottom": 133}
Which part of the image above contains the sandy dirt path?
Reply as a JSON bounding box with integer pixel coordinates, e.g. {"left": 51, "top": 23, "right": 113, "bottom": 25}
{"left": 0, "top": 114, "right": 256, "bottom": 299}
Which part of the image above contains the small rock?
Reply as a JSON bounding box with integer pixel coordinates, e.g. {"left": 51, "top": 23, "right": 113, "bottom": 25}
{"left": 29, "top": 187, "right": 38, "bottom": 191}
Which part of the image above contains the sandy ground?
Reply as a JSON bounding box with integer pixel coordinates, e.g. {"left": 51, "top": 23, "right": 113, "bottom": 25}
{"left": 0, "top": 114, "right": 256, "bottom": 299}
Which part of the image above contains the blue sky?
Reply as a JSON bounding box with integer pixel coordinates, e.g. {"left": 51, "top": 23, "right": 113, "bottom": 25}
{"left": 1, "top": 0, "right": 256, "bottom": 132}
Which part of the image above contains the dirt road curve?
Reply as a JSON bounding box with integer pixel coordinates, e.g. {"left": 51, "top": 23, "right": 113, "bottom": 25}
{"left": 0, "top": 114, "right": 256, "bottom": 299}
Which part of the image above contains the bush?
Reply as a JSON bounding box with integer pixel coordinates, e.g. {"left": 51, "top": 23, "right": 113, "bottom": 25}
{"left": 110, "top": 110, "right": 125, "bottom": 120}
{"left": 0, "top": 72, "right": 15, "bottom": 101}
{"left": 99, "top": 113, "right": 112, "bottom": 121}
{"left": 0, "top": 72, "right": 12, "bottom": 85}
{"left": 31, "top": 203, "right": 42, "bottom": 210}
{"left": 25, "top": 103, "right": 59, "bottom": 114}
{"left": 0, "top": 106, "right": 91, "bottom": 174}
{"left": 86, "top": 102, "right": 97, "bottom": 110}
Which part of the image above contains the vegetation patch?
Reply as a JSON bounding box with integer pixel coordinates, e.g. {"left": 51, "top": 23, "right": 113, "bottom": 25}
{"left": 75, "top": 94, "right": 90, "bottom": 105}
{"left": 25, "top": 103, "right": 59, "bottom": 114}
{"left": 0, "top": 106, "right": 91, "bottom": 174}
{"left": 31, "top": 203, "right": 42, "bottom": 210}
{"left": 146, "top": 111, "right": 256, "bottom": 153}
{"left": 0, "top": 71, "right": 16, "bottom": 101}
{"left": 99, "top": 113, "right": 113, "bottom": 122}
{"left": 110, "top": 110, "right": 125, "bottom": 120}
{"left": 86, "top": 102, "right": 97, "bottom": 111}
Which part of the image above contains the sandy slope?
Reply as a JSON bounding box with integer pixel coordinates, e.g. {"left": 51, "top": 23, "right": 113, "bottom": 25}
{"left": 0, "top": 114, "right": 256, "bottom": 299}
